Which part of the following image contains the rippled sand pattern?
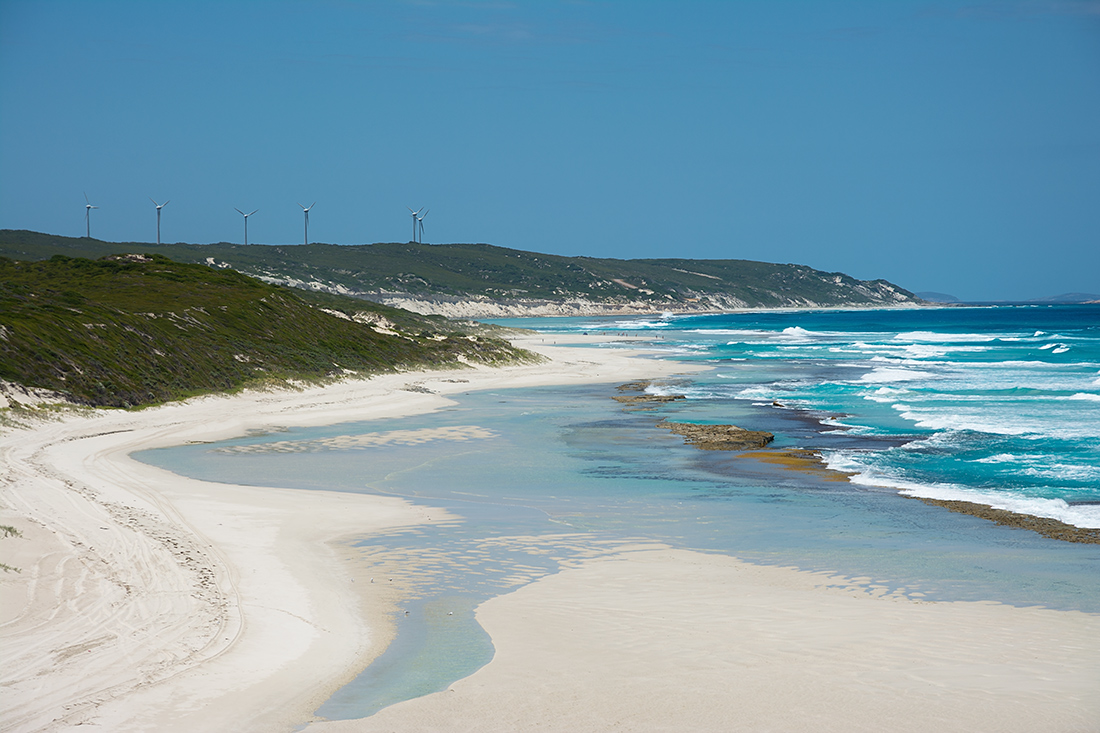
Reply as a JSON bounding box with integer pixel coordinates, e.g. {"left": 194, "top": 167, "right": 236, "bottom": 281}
{"left": 212, "top": 425, "right": 499, "bottom": 455}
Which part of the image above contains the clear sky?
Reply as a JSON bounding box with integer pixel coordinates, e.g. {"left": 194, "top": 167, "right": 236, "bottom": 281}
{"left": 1, "top": 1, "right": 1097, "bottom": 301}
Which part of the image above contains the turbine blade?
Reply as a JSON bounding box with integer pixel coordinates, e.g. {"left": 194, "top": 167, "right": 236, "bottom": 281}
{"left": 248, "top": 209, "right": 258, "bottom": 216}
{"left": 84, "top": 192, "right": 90, "bottom": 204}
{"left": 151, "top": 197, "right": 158, "bottom": 206}
{"left": 235, "top": 208, "right": 245, "bottom": 215}
{"left": 163, "top": 200, "right": 170, "bottom": 207}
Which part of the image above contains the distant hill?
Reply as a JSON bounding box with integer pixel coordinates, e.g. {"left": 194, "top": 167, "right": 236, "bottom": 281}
{"left": 0, "top": 230, "right": 923, "bottom": 317}
{"left": 1028, "top": 293, "right": 1100, "bottom": 304}
{"left": 916, "top": 291, "right": 960, "bottom": 303}
{"left": 0, "top": 253, "right": 530, "bottom": 408}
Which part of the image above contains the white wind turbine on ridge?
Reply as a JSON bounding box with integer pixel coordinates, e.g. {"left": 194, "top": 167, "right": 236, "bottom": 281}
{"left": 150, "top": 198, "right": 170, "bottom": 245}
{"left": 417, "top": 209, "right": 429, "bottom": 244}
{"left": 83, "top": 192, "right": 98, "bottom": 238}
{"left": 298, "top": 202, "right": 315, "bottom": 245}
{"left": 234, "top": 207, "right": 258, "bottom": 245}
{"left": 407, "top": 206, "right": 424, "bottom": 243}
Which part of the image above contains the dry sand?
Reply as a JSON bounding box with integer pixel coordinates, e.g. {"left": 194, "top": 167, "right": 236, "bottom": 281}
{"left": 2, "top": 335, "right": 1098, "bottom": 732}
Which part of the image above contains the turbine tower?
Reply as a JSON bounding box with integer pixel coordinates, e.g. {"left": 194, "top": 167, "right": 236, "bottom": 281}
{"left": 417, "top": 209, "right": 429, "bottom": 244}
{"left": 298, "top": 202, "right": 315, "bottom": 245}
{"left": 83, "top": 192, "right": 98, "bottom": 238}
{"left": 407, "top": 206, "right": 424, "bottom": 243}
{"left": 234, "top": 207, "right": 258, "bottom": 245}
{"left": 150, "top": 198, "right": 170, "bottom": 245}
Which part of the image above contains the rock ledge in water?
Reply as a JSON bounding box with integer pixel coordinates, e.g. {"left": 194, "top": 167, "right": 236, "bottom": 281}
{"left": 660, "top": 421, "right": 775, "bottom": 451}
{"left": 613, "top": 380, "right": 687, "bottom": 407}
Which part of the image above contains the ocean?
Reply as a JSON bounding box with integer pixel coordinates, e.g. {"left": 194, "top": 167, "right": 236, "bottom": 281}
{"left": 497, "top": 304, "right": 1100, "bottom": 529}
{"left": 136, "top": 303, "right": 1100, "bottom": 720}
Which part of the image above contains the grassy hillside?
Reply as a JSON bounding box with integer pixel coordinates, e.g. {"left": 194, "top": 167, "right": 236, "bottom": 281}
{"left": 0, "top": 230, "right": 920, "bottom": 310}
{"left": 0, "top": 253, "right": 530, "bottom": 408}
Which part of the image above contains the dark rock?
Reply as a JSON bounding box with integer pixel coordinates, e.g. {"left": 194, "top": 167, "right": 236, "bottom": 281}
{"left": 616, "top": 380, "right": 653, "bottom": 392}
{"left": 660, "top": 421, "right": 774, "bottom": 451}
{"left": 612, "top": 394, "right": 685, "bottom": 405}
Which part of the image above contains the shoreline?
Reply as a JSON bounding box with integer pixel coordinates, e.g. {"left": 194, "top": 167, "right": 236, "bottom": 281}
{"left": 0, "top": 336, "right": 700, "bottom": 732}
{"left": 615, "top": 379, "right": 1100, "bottom": 544}
{"left": 308, "top": 546, "right": 1100, "bottom": 733}
{"left": 739, "top": 447, "right": 1100, "bottom": 544}
{"left": 3, "top": 335, "right": 1099, "bottom": 731}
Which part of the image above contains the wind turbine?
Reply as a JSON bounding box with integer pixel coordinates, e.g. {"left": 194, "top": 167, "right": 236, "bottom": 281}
{"left": 417, "top": 209, "right": 429, "bottom": 244}
{"left": 83, "top": 192, "right": 98, "bottom": 238}
{"left": 407, "top": 206, "right": 424, "bottom": 243}
{"left": 150, "top": 198, "right": 170, "bottom": 245}
{"left": 298, "top": 202, "right": 315, "bottom": 245}
{"left": 234, "top": 207, "right": 258, "bottom": 245}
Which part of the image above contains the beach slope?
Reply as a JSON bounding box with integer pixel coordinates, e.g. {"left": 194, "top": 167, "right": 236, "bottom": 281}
{"left": 0, "top": 337, "right": 690, "bottom": 731}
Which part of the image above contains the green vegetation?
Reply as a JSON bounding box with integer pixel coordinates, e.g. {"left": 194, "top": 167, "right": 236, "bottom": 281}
{"left": 1, "top": 524, "right": 21, "bottom": 573}
{"left": 0, "top": 230, "right": 921, "bottom": 309}
{"left": 0, "top": 253, "right": 533, "bottom": 408}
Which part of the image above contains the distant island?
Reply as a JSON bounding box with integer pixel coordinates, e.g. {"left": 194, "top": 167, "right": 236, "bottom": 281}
{"left": 0, "top": 230, "right": 923, "bottom": 317}
{"left": 917, "top": 290, "right": 1099, "bottom": 305}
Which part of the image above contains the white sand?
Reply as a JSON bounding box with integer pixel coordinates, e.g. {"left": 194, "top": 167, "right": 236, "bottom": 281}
{"left": 310, "top": 547, "right": 1100, "bottom": 732}
{"left": 0, "top": 337, "right": 693, "bottom": 732}
{"left": 2, "top": 335, "right": 1098, "bottom": 732}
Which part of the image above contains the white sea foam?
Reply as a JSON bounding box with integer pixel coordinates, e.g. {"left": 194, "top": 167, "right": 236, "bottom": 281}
{"left": 713, "top": 329, "right": 776, "bottom": 340}
{"left": 1066, "top": 392, "right": 1100, "bottom": 402}
{"left": 969, "top": 453, "right": 1100, "bottom": 482}
{"left": 891, "top": 405, "right": 1042, "bottom": 436}
{"left": 708, "top": 326, "right": 848, "bottom": 343}
{"left": 863, "top": 386, "right": 909, "bottom": 403}
{"left": 891, "top": 401, "right": 1100, "bottom": 439}
{"left": 894, "top": 331, "right": 997, "bottom": 343}
{"left": 604, "top": 319, "right": 666, "bottom": 330}
{"left": 822, "top": 451, "right": 1100, "bottom": 529}
{"left": 846, "top": 342, "right": 989, "bottom": 360}
{"left": 974, "top": 453, "right": 1023, "bottom": 464}
{"left": 1022, "top": 464, "right": 1100, "bottom": 482}
{"left": 858, "top": 367, "right": 935, "bottom": 383}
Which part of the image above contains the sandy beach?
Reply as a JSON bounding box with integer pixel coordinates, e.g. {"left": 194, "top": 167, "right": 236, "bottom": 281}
{"left": 2, "top": 335, "right": 1099, "bottom": 732}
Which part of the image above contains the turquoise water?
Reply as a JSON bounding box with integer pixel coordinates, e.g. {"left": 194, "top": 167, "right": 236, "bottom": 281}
{"left": 494, "top": 304, "right": 1100, "bottom": 526}
{"left": 137, "top": 304, "right": 1100, "bottom": 721}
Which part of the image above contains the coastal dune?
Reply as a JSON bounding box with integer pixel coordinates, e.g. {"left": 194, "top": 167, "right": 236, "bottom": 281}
{"left": 2, "top": 336, "right": 1098, "bottom": 732}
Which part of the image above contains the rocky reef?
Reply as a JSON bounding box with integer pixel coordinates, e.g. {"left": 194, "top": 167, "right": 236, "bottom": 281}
{"left": 612, "top": 380, "right": 687, "bottom": 408}
{"left": 909, "top": 496, "right": 1100, "bottom": 545}
{"left": 659, "top": 420, "right": 775, "bottom": 451}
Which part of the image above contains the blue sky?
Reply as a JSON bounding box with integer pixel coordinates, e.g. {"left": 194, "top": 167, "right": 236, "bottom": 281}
{"left": 1, "top": 1, "right": 1097, "bottom": 301}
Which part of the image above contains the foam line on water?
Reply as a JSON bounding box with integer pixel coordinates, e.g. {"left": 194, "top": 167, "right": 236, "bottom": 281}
{"left": 823, "top": 452, "right": 1100, "bottom": 529}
